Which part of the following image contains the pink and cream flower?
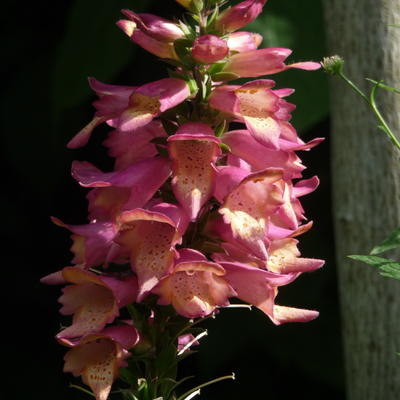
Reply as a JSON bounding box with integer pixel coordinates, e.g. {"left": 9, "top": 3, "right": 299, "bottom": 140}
{"left": 63, "top": 325, "right": 139, "bottom": 400}
{"left": 57, "top": 268, "right": 138, "bottom": 342}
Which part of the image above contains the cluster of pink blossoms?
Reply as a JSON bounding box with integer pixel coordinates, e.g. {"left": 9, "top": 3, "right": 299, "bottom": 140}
{"left": 44, "top": 1, "right": 324, "bottom": 399}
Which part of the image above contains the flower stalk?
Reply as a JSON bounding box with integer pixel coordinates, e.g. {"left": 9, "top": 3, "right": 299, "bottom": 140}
{"left": 322, "top": 55, "right": 400, "bottom": 150}
{"left": 44, "top": 1, "right": 324, "bottom": 399}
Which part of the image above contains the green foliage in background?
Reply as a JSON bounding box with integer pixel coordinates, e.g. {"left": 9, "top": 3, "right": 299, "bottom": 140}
{"left": 350, "top": 226, "right": 400, "bottom": 281}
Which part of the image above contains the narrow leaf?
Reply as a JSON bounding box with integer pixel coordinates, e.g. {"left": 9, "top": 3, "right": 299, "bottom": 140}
{"left": 348, "top": 254, "right": 395, "bottom": 266}
{"left": 379, "top": 263, "right": 400, "bottom": 280}
{"left": 366, "top": 78, "right": 400, "bottom": 94}
{"left": 370, "top": 226, "right": 400, "bottom": 254}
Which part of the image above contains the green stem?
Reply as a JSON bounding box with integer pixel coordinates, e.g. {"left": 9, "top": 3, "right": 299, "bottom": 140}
{"left": 369, "top": 83, "right": 400, "bottom": 150}
{"left": 176, "top": 374, "right": 235, "bottom": 400}
{"left": 338, "top": 72, "right": 400, "bottom": 151}
{"left": 69, "top": 384, "right": 96, "bottom": 397}
{"left": 338, "top": 72, "right": 369, "bottom": 103}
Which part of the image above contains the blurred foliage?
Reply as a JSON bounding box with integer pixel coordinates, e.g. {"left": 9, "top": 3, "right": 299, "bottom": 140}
{"left": 52, "top": 0, "right": 149, "bottom": 116}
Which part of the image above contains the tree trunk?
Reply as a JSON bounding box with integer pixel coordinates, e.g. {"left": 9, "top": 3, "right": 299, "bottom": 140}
{"left": 324, "top": 1, "right": 400, "bottom": 399}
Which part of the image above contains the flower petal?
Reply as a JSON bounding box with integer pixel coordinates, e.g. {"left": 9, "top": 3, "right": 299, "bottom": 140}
{"left": 168, "top": 131, "right": 221, "bottom": 220}
{"left": 219, "top": 169, "right": 284, "bottom": 259}
{"left": 117, "top": 209, "right": 180, "bottom": 301}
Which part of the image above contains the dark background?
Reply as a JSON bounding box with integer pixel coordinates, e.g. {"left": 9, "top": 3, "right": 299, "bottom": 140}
{"left": 2, "top": 0, "right": 344, "bottom": 399}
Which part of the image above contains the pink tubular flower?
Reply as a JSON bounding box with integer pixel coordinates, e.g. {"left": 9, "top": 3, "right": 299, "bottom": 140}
{"left": 118, "top": 19, "right": 177, "bottom": 59}
{"left": 72, "top": 157, "right": 171, "bottom": 221}
{"left": 153, "top": 248, "right": 236, "bottom": 318}
{"left": 213, "top": 236, "right": 324, "bottom": 275}
{"left": 266, "top": 238, "right": 324, "bottom": 274}
{"left": 121, "top": 10, "right": 184, "bottom": 42}
{"left": 210, "top": 80, "right": 297, "bottom": 149}
{"left": 103, "top": 120, "right": 167, "bottom": 170}
{"left": 63, "top": 325, "right": 139, "bottom": 400}
{"left": 221, "top": 48, "right": 321, "bottom": 78}
{"left": 50, "top": 217, "right": 120, "bottom": 268}
{"left": 68, "top": 78, "right": 135, "bottom": 148}
{"left": 219, "top": 261, "right": 319, "bottom": 324}
{"left": 117, "top": 10, "right": 183, "bottom": 59}
{"left": 226, "top": 31, "right": 263, "bottom": 53}
{"left": 270, "top": 176, "right": 320, "bottom": 231}
{"left": 222, "top": 129, "right": 307, "bottom": 179}
{"left": 168, "top": 122, "right": 221, "bottom": 220}
{"left": 117, "top": 78, "right": 191, "bottom": 132}
{"left": 116, "top": 205, "right": 189, "bottom": 301}
{"left": 57, "top": 268, "right": 138, "bottom": 342}
{"left": 215, "top": 0, "right": 267, "bottom": 33}
{"left": 218, "top": 168, "right": 285, "bottom": 260}
{"left": 192, "top": 35, "right": 229, "bottom": 63}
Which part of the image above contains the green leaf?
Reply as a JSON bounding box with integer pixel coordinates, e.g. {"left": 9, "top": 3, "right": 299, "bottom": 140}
{"left": 370, "top": 226, "right": 400, "bottom": 254}
{"left": 366, "top": 78, "right": 400, "bottom": 94}
{"left": 348, "top": 255, "right": 400, "bottom": 281}
{"left": 348, "top": 254, "right": 394, "bottom": 266}
{"left": 379, "top": 264, "right": 400, "bottom": 280}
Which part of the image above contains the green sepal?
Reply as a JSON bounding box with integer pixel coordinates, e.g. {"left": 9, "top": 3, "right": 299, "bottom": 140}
{"left": 370, "top": 226, "right": 400, "bottom": 255}
{"left": 178, "top": 20, "right": 194, "bottom": 39}
{"left": 212, "top": 71, "right": 240, "bottom": 82}
{"left": 173, "top": 38, "right": 195, "bottom": 68}
{"left": 174, "top": 38, "right": 193, "bottom": 59}
{"left": 214, "top": 120, "right": 226, "bottom": 137}
{"left": 220, "top": 143, "right": 231, "bottom": 153}
{"left": 191, "top": 0, "right": 204, "bottom": 13}
{"left": 187, "top": 78, "right": 199, "bottom": 96}
{"left": 206, "top": 4, "right": 219, "bottom": 29}
{"left": 206, "top": 62, "right": 225, "bottom": 75}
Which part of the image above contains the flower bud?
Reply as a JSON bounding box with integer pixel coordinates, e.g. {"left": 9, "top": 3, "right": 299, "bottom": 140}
{"left": 321, "top": 55, "right": 344, "bottom": 75}
{"left": 227, "top": 31, "right": 263, "bottom": 52}
{"left": 215, "top": 0, "right": 267, "bottom": 33}
{"left": 192, "top": 34, "right": 229, "bottom": 63}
